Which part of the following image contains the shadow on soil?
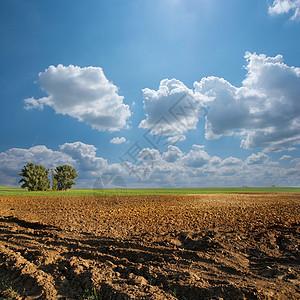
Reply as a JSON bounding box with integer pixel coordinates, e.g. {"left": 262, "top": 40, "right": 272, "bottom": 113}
{"left": 0, "top": 216, "right": 299, "bottom": 299}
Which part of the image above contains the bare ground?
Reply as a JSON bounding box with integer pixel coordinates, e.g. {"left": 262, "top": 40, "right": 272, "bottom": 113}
{"left": 0, "top": 193, "right": 299, "bottom": 299}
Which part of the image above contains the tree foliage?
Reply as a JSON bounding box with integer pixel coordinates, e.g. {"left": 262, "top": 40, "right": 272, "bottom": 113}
{"left": 51, "top": 169, "right": 58, "bottom": 191}
{"left": 18, "top": 163, "right": 50, "bottom": 191}
{"left": 52, "top": 165, "right": 78, "bottom": 191}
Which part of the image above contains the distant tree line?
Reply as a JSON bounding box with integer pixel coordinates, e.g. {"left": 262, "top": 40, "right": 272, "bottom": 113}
{"left": 18, "top": 163, "right": 78, "bottom": 191}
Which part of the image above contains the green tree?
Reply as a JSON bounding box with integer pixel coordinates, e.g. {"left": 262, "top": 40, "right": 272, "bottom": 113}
{"left": 18, "top": 163, "right": 50, "bottom": 191}
{"left": 52, "top": 165, "right": 78, "bottom": 191}
{"left": 51, "top": 169, "right": 58, "bottom": 191}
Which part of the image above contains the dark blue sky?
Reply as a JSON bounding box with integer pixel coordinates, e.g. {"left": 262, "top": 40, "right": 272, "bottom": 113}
{"left": 0, "top": 0, "right": 299, "bottom": 187}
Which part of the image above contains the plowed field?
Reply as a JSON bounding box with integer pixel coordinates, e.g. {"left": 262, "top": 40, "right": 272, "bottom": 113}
{"left": 0, "top": 193, "right": 299, "bottom": 299}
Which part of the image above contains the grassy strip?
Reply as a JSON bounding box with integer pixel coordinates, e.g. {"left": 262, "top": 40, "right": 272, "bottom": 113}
{"left": 0, "top": 186, "right": 299, "bottom": 197}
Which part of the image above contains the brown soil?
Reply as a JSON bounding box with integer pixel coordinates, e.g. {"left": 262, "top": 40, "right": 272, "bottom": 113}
{"left": 0, "top": 193, "right": 299, "bottom": 299}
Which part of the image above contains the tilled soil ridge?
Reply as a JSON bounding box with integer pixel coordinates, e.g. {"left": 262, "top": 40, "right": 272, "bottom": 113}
{"left": 0, "top": 193, "right": 299, "bottom": 299}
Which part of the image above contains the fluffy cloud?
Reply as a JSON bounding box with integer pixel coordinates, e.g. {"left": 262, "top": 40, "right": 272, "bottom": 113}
{"left": 246, "top": 152, "right": 270, "bottom": 165}
{"left": 183, "top": 145, "right": 211, "bottom": 168}
{"left": 140, "top": 53, "right": 300, "bottom": 151}
{"left": 194, "top": 76, "right": 249, "bottom": 139}
{"left": 59, "top": 142, "right": 106, "bottom": 172}
{"left": 59, "top": 142, "right": 125, "bottom": 180}
{"left": 280, "top": 155, "right": 292, "bottom": 160}
{"left": 138, "top": 148, "right": 161, "bottom": 163}
{"left": 268, "top": 0, "right": 300, "bottom": 20}
{"left": 221, "top": 157, "right": 243, "bottom": 166}
{"left": 24, "top": 97, "right": 43, "bottom": 110}
{"left": 24, "top": 65, "right": 131, "bottom": 132}
{"left": 290, "top": 158, "right": 300, "bottom": 166}
{"left": 0, "top": 142, "right": 128, "bottom": 186}
{"left": 205, "top": 52, "right": 300, "bottom": 151}
{"left": 0, "top": 145, "right": 75, "bottom": 185}
{"left": 122, "top": 145, "right": 299, "bottom": 187}
{"left": 110, "top": 137, "right": 127, "bottom": 144}
{"left": 0, "top": 142, "right": 299, "bottom": 187}
{"left": 162, "top": 145, "right": 183, "bottom": 163}
{"left": 167, "top": 135, "right": 186, "bottom": 143}
{"left": 139, "top": 78, "right": 207, "bottom": 140}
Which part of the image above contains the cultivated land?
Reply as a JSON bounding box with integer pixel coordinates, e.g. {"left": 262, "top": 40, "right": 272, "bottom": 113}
{"left": 0, "top": 186, "right": 300, "bottom": 197}
{"left": 0, "top": 193, "right": 299, "bottom": 299}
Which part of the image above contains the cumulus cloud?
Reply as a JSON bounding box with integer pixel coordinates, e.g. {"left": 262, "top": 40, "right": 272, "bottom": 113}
{"left": 110, "top": 137, "right": 127, "bottom": 144}
{"left": 201, "top": 52, "right": 300, "bottom": 151}
{"left": 280, "top": 155, "right": 292, "bottom": 160}
{"left": 124, "top": 144, "right": 299, "bottom": 187}
{"left": 0, "top": 145, "right": 75, "bottom": 185}
{"left": 24, "top": 97, "right": 44, "bottom": 110}
{"left": 183, "top": 145, "right": 211, "bottom": 168}
{"left": 58, "top": 142, "right": 127, "bottom": 183}
{"left": 206, "top": 52, "right": 300, "bottom": 150}
{"left": 221, "top": 157, "right": 243, "bottom": 166}
{"left": 290, "top": 158, "right": 300, "bottom": 166}
{"left": 140, "top": 53, "right": 300, "bottom": 151}
{"left": 162, "top": 145, "right": 183, "bottom": 163}
{"left": 194, "top": 76, "right": 249, "bottom": 139}
{"left": 246, "top": 152, "right": 270, "bottom": 165}
{"left": 0, "top": 142, "right": 299, "bottom": 187}
{"left": 139, "top": 78, "right": 207, "bottom": 139}
{"left": 59, "top": 142, "right": 107, "bottom": 173}
{"left": 0, "top": 142, "right": 129, "bottom": 186}
{"left": 268, "top": 0, "right": 300, "bottom": 20}
{"left": 167, "top": 135, "right": 186, "bottom": 144}
{"left": 138, "top": 148, "right": 161, "bottom": 163}
{"left": 24, "top": 65, "right": 131, "bottom": 132}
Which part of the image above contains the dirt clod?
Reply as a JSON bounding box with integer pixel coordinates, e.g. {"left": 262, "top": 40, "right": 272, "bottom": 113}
{"left": 0, "top": 193, "right": 299, "bottom": 299}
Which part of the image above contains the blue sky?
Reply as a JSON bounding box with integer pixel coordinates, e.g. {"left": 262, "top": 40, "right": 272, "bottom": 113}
{"left": 0, "top": 0, "right": 300, "bottom": 188}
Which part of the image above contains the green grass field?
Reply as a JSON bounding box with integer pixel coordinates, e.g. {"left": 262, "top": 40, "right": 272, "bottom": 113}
{"left": 0, "top": 186, "right": 299, "bottom": 197}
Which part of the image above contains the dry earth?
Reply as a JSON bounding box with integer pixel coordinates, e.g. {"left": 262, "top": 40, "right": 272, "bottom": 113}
{"left": 0, "top": 193, "right": 299, "bottom": 299}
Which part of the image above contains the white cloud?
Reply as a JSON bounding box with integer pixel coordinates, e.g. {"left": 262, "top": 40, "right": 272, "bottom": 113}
{"left": 24, "top": 97, "right": 43, "bottom": 110}
{"left": 0, "top": 142, "right": 299, "bottom": 187}
{"left": 221, "top": 157, "right": 243, "bottom": 166}
{"left": 268, "top": 0, "right": 300, "bottom": 20}
{"left": 210, "top": 156, "right": 222, "bottom": 165}
{"left": 139, "top": 78, "right": 206, "bottom": 139}
{"left": 0, "top": 142, "right": 134, "bottom": 187}
{"left": 183, "top": 145, "right": 211, "bottom": 168}
{"left": 280, "top": 155, "right": 292, "bottom": 160}
{"left": 202, "top": 52, "right": 300, "bottom": 151}
{"left": 125, "top": 144, "right": 299, "bottom": 187}
{"left": 246, "top": 152, "right": 270, "bottom": 165}
{"left": 58, "top": 142, "right": 128, "bottom": 183}
{"left": 0, "top": 145, "right": 75, "bottom": 185}
{"left": 24, "top": 65, "right": 131, "bottom": 132}
{"left": 162, "top": 145, "right": 183, "bottom": 163}
{"left": 110, "top": 137, "right": 127, "bottom": 144}
{"left": 290, "top": 158, "right": 300, "bottom": 167}
{"left": 59, "top": 142, "right": 107, "bottom": 173}
{"left": 167, "top": 135, "right": 186, "bottom": 143}
{"left": 138, "top": 148, "right": 161, "bottom": 169}
{"left": 140, "top": 53, "right": 300, "bottom": 152}
{"left": 194, "top": 76, "right": 249, "bottom": 140}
